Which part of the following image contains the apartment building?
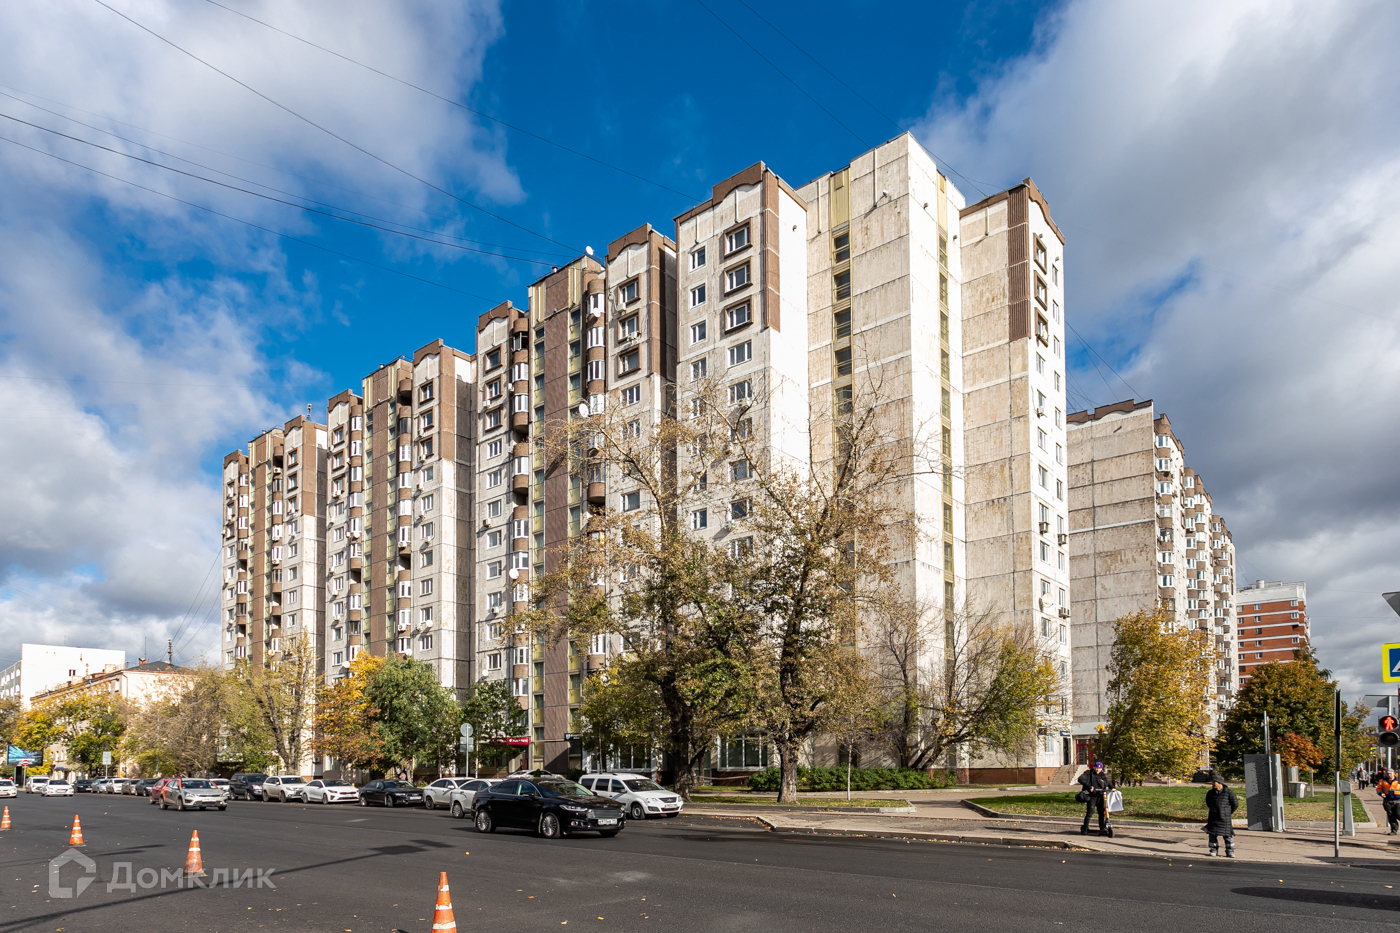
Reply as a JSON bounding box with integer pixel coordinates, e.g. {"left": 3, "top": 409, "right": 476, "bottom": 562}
{"left": 0, "top": 645, "right": 126, "bottom": 706}
{"left": 1066, "top": 400, "right": 1238, "bottom": 758}
{"left": 220, "top": 415, "right": 327, "bottom": 670}
{"left": 351, "top": 341, "right": 476, "bottom": 693}
{"left": 322, "top": 389, "right": 367, "bottom": 677}
{"left": 958, "top": 180, "right": 1074, "bottom": 779}
{"left": 1234, "top": 580, "right": 1308, "bottom": 683}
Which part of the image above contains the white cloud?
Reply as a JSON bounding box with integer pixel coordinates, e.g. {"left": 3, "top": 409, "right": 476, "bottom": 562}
{"left": 915, "top": 0, "right": 1400, "bottom": 695}
{"left": 0, "top": 0, "right": 509, "bottom": 665}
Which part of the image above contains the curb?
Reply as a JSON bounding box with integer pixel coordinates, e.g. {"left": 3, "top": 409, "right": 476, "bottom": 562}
{"left": 687, "top": 803, "right": 918, "bottom": 816}
{"left": 960, "top": 799, "right": 1380, "bottom": 833}
{"left": 752, "top": 817, "right": 1090, "bottom": 851}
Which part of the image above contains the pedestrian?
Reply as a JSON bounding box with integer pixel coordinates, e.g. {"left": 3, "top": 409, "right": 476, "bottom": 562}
{"left": 1378, "top": 769, "right": 1400, "bottom": 836}
{"left": 1203, "top": 774, "right": 1238, "bottom": 858}
{"left": 1077, "top": 761, "right": 1115, "bottom": 837}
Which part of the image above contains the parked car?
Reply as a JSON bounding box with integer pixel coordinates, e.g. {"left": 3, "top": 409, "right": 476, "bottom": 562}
{"left": 0, "top": 779, "right": 16, "bottom": 798}
{"left": 262, "top": 776, "right": 309, "bottom": 802}
{"left": 229, "top": 773, "right": 268, "bottom": 800}
{"left": 209, "top": 778, "right": 231, "bottom": 795}
{"left": 42, "top": 780, "right": 74, "bottom": 797}
{"left": 73, "top": 779, "right": 94, "bottom": 793}
{"left": 159, "top": 778, "right": 227, "bottom": 811}
{"left": 447, "top": 778, "right": 501, "bottom": 819}
{"left": 105, "top": 778, "right": 133, "bottom": 794}
{"left": 357, "top": 780, "right": 423, "bottom": 808}
{"left": 471, "top": 778, "right": 624, "bottom": 838}
{"left": 148, "top": 778, "right": 176, "bottom": 806}
{"left": 24, "top": 777, "right": 49, "bottom": 794}
{"left": 303, "top": 779, "right": 359, "bottom": 804}
{"left": 422, "top": 778, "right": 472, "bottom": 810}
{"left": 580, "top": 772, "right": 684, "bottom": 820}
{"left": 128, "top": 778, "right": 160, "bottom": 797}
{"left": 507, "top": 769, "right": 565, "bottom": 781}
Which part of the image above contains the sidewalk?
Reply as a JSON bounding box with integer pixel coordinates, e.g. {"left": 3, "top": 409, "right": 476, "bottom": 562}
{"left": 684, "top": 785, "right": 1400, "bottom": 865}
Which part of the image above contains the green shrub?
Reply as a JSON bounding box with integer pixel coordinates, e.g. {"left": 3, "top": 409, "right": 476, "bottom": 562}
{"left": 746, "top": 766, "right": 942, "bottom": 792}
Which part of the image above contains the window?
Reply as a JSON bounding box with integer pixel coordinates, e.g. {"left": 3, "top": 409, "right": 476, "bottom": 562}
{"left": 626, "top": 419, "right": 641, "bottom": 438}
{"left": 731, "top": 460, "right": 752, "bottom": 481}
{"left": 620, "top": 385, "right": 641, "bottom": 406}
{"left": 1055, "top": 443, "right": 1063, "bottom": 465}
{"left": 725, "top": 225, "right": 750, "bottom": 253}
{"left": 419, "top": 382, "right": 434, "bottom": 403}
{"left": 618, "top": 349, "right": 640, "bottom": 374}
{"left": 487, "top": 592, "right": 504, "bottom": 611}
{"left": 690, "top": 284, "right": 706, "bottom": 307}
{"left": 725, "top": 264, "right": 750, "bottom": 292}
{"left": 420, "top": 578, "right": 434, "bottom": 597}
{"left": 485, "top": 348, "right": 501, "bottom": 369}
{"left": 487, "top": 561, "right": 503, "bottom": 579}
{"left": 1053, "top": 336, "right": 1061, "bottom": 358}
{"left": 1160, "top": 575, "right": 1175, "bottom": 587}
{"left": 725, "top": 302, "right": 751, "bottom": 330}
{"left": 622, "top": 490, "right": 641, "bottom": 511}
{"left": 1039, "top": 542, "right": 1051, "bottom": 562}
{"left": 619, "top": 315, "right": 639, "bottom": 339}
{"left": 728, "top": 380, "right": 752, "bottom": 403}
{"left": 833, "top": 270, "right": 851, "bottom": 301}
{"left": 419, "top": 410, "right": 434, "bottom": 431}
{"left": 333, "top": 651, "right": 344, "bottom": 666}
{"left": 487, "top": 440, "right": 502, "bottom": 459}
{"left": 1037, "top": 428, "right": 1048, "bottom": 451}
{"left": 333, "top": 427, "right": 345, "bottom": 445}
{"left": 487, "top": 652, "right": 503, "bottom": 671}
{"left": 690, "top": 509, "right": 708, "bottom": 530}
{"left": 1034, "top": 275, "right": 1048, "bottom": 306}
{"left": 1056, "top": 479, "right": 1063, "bottom": 500}
{"left": 728, "top": 341, "right": 752, "bottom": 367}
{"left": 1036, "top": 354, "right": 1045, "bottom": 375}
{"left": 487, "top": 468, "right": 504, "bottom": 488}
{"left": 728, "top": 537, "right": 753, "bottom": 559}
{"left": 484, "top": 409, "right": 501, "bottom": 430}
{"left": 833, "top": 231, "right": 850, "bottom": 264}
{"left": 690, "top": 246, "right": 706, "bottom": 269}
{"left": 690, "top": 321, "right": 707, "bottom": 345}
{"left": 487, "top": 530, "right": 502, "bottom": 548}
{"left": 730, "top": 499, "right": 749, "bottom": 520}
{"left": 587, "top": 325, "right": 604, "bottom": 348}
{"left": 1038, "top": 465, "right": 1049, "bottom": 489}
{"left": 619, "top": 279, "right": 639, "bottom": 304}
{"left": 1034, "top": 236, "right": 1047, "bottom": 270}
{"left": 1052, "top": 299, "right": 1060, "bottom": 322}
{"left": 690, "top": 359, "right": 707, "bottom": 381}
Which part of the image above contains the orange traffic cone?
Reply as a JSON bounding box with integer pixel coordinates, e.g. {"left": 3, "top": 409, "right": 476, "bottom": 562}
{"left": 1, "top": 806, "right": 10, "bottom": 830}
{"left": 184, "top": 830, "right": 205, "bottom": 876}
{"left": 68, "top": 815, "right": 84, "bottom": 847}
{"left": 431, "top": 872, "right": 456, "bottom": 932}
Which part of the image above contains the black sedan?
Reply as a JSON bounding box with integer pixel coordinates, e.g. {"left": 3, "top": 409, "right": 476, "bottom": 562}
{"left": 472, "top": 778, "right": 625, "bottom": 838}
{"left": 73, "top": 780, "right": 95, "bottom": 793}
{"left": 358, "top": 780, "right": 424, "bottom": 808}
{"left": 132, "top": 778, "right": 162, "bottom": 797}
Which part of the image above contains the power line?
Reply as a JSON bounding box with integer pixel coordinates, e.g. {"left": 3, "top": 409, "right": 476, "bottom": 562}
{"left": 691, "top": 0, "right": 867, "bottom": 147}
{"left": 0, "top": 109, "right": 559, "bottom": 266}
{"left": 167, "top": 549, "right": 222, "bottom": 655}
{"left": 0, "top": 132, "right": 498, "bottom": 302}
{"left": 89, "top": 0, "right": 579, "bottom": 252}
{"left": 200, "top": 0, "right": 705, "bottom": 203}
{"left": 1066, "top": 320, "right": 1140, "bottom": 400}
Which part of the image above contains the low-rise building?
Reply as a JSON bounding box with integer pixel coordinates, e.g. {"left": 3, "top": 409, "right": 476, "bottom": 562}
{"left": 0, "top": 644, "right": 126, "bottom": 706}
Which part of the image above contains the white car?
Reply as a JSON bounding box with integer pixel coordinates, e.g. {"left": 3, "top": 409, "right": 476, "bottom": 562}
{"left": 446, "top": 778, "right": 501, "bottom": 819}
{"left": 0, "top": 780, "right": 15, "bottom": 798}
{"left": 209, "top": 779, "right": 231, "bottom": 795}
{"left": 262, "top": 776, "right": 309, "bottom": 802}
{"left": 423, "top": 778, "right": 472, "bottom": 810}
{"left": 160, "top": 778, "right": 227, "bottom": 811}
{"left": 303, "top": 779, "right": 359, "bottom": 804}
{"left": 105, "top": 778, "right": 133, "bottom": 794}
{"left": 24, "top": 777, "right": 49, "bottom": 794}
{"left": 579, "top": 773, "right": 684, "bottom": 820}
{"left": 41, "top": 780, "right": 74, "bottom": 797}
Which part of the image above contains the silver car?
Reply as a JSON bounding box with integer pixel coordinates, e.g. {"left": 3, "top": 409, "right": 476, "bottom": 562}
{"left": 262, "top": 776, "right": 309, "bottom": 802}
{"left": 423, "top": 778, "right": 471, "bottom": 810}
{"left": 447, "top": 778, "right": 501, "bottom": 819}
{"left": 160, "top": 778, "right": 227, "bottom": 811}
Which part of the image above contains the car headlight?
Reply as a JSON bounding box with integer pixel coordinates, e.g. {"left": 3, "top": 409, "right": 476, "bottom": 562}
{"left": 561, "top": 804, "right": 589, "bottom": 812}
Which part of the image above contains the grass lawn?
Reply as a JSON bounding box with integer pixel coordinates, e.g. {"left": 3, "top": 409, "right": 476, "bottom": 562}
{"left": 969, "top": 786, "right": 1370, "bottom": 824}
{"left": 689, "top": 794, "right": 912, "bottom": 808}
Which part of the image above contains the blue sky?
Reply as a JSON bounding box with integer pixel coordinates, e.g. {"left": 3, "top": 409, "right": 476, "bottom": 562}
{"left": 1, "top": 0, "right": 1398, "bottom": 695}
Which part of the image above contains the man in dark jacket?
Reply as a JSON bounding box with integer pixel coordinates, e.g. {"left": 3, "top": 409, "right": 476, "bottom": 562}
{"left": 1077, "top": 761, "right": 1115, "bottom": 837}
{"left": 1204, "top": 775, "right": 1238, "bottom": 857}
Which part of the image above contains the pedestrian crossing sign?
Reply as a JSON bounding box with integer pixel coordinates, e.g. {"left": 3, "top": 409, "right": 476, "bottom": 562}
{"left": 1384, "top": 643, "right": 1400, "bottom": 683}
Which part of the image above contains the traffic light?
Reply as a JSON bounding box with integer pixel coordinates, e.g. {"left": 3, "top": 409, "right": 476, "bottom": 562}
{"left": 1380, "top": 714, "right": 1400, "bottom": 748}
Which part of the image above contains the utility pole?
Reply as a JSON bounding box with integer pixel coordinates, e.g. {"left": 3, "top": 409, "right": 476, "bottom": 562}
{"left": 1334, "top": 690, "right": 1342, "bottom": 858}
{"left": 167, "top": 639, "right": 173, "bottom": 665}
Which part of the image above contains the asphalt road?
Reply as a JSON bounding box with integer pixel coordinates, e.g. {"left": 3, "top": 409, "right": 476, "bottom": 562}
{"left": 0, "top": 791, "right": 1397, "bottom": 932}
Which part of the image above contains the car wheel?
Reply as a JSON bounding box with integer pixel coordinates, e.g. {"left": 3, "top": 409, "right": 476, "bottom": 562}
{"left": 630, "top": 803, "right": 646, "bottom": 821}
{"left": 599, "top": 829, "right": 621, "bottom": 837}
{"left": 159, "top": 799, "right": 167, "bottom": 810}
{"left": 540, "top": 812, "right": 562, "bottom": 839}
{"left": 320, "top": 795, "right": 328, "bottom": 804}
{"left": 218, "top": 805, "right": 226, "bottom": 811}
{"left": 386, "top": 796, "right": 394, "bottom": 808}
{"left": 358, "top": 797, "right": 367, "bottom": 806}
{"left": 451, "top": 801, "right": 465, "bottom": 819}
{"left": 475, "top": 809, "right": 495, "bottom": 834}
{"left": 177, "top": 798, "right": 186, "bottom": 811}
{"left": 426, "top": 796, "right": 436, "bottom": 810}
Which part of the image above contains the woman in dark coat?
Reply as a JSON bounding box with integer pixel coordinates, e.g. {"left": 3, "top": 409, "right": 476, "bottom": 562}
{"left": 1204, "top": 775, "right": 1238, "bottom": 857}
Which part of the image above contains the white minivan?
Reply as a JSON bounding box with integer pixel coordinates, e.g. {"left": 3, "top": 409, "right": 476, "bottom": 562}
{"left": 579, "top": 773, "right": 683, "bottom": 820}
{"left": 24, "top": 777, "right": 49, "bottom": 794}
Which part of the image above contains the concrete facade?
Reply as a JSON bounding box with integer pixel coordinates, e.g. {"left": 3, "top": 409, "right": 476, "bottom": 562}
{"left": 0, "top": 645, "right": 127, "bottom": 706}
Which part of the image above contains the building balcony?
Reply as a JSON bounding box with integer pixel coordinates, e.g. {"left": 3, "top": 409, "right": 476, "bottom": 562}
{"left": 586, "top": 482, "right": 606, "bottom": 505}
{"left": 511, "top": 411, "right": 529, "bottom": 432}
{"left": 511, "top": 473, "right": 529, "bottom": 493}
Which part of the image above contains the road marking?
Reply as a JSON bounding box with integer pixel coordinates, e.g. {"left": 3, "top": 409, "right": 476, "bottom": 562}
{"left": 347, "top": 818, "right": 368, "bottom": 823}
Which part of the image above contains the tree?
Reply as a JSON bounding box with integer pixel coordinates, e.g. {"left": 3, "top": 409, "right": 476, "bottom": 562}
{"left": 227, "top": 635, "right": 318, "bottom": 773}
{"left": 868, "top": 598, "right": 1065, "bottom": 771}
{"left": 1099, "top": 608, "right": 1213, "bottom": 783}
{"left": 364, "top": 657, "right": 460, "bottom": 776}
{"left": 312, "top": 653, "right": 389, "bottom": 773}
{"left": 0, "top": 696, "right": 21, "bottom": 746}
{"left": 63, "top": 694, "right": 129, "bottom": 772}
{"left": 578, "top": 662, "right": 666, "bottom": 772}
{"left": 1212, "top": 645, "right": 1367, "bottom": 776}
{"left": 122, "top": 665, "right": 223, "bottom": 775}
{"left": 459, "top": 679, "right": 528, "bottom": 773}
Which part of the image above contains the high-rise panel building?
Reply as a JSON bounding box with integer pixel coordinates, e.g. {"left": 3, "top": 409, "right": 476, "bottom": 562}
{"left": 220, "top": 415, "right": 327, "bottom": 671}
{"left": 1066, "top": 400, "right": 1237, "bottom": 758}
{"left": 1234, "top": 580, "right": 1307, "bottom": 683}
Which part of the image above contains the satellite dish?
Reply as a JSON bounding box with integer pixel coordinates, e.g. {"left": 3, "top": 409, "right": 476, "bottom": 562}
{"left": 508, "top": 568, "right": 520, "bottom": 580}
{"left": 578, "top": 404, "right": 591, "bottom": 417}
{"left": 585, "top": 245, "right": 594, "bottom": 256}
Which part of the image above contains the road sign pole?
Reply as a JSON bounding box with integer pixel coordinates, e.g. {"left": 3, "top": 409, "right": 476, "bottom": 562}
{"left": 1334, "top": 690, "right": 1342, "bottom": 859}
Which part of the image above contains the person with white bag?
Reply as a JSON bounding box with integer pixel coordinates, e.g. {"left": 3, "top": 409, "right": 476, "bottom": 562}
{"left": 1076, "top": 761, "right": 1116, "bottom": 837}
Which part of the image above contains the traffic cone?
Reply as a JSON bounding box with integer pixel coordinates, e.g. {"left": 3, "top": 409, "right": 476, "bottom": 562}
{"left": 1, "top": 806, "right": 10, "bottom": 830}
{"left": 183, "top": 830, "right": 206, "bottom": 877}
{"left": 431, "top": 872, "right": 456, "bottom": 932}
{"left": 68, "top": 815, "right": 85, "bottom": 846}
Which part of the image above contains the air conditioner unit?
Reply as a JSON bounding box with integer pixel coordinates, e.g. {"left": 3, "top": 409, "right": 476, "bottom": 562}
{"left": 1038, "top": 521, "right": 1050, "bottom": 534}
{"left": 1057, "top": 533, "right": 1068, "bottom": 545}
{"left": 1058, "top": 607, "right": 1071, "bottom": 619}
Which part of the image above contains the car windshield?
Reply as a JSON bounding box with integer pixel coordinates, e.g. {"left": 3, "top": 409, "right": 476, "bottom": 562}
{"left": 323, "top": 780, "right": 352, "bottom": 787}
{"left": 624, "top": 779, "right": 664, "bottom": 792}
{"left": 280, "top": 777, "right": 306, "bottom": 784}
{"left": 245, "top": 774, "right": 267, "bottom": 781}
{"left": 538, "top": 781, "right": 593, "bottom": 798}
{"left": 182, "top": 780, "right": 213, "bottom": 789}
{"left": 384, "top": 781, "right": 416, "bottom": 789}
{"left": 50, "top": 781, "right": 69, "bottom": 786}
